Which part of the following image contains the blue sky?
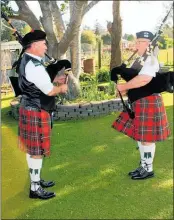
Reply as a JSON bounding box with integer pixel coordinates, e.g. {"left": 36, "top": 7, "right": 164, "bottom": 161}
{"left": 10, "top": 1, "right": 173, "bottom": 36}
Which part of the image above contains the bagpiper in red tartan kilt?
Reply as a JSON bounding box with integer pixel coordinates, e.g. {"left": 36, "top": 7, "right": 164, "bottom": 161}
{"left": 18, "top": 106, "right": 51, "bottom": 156}
{"left": 112, "top": 94, "right": 170, "bottom": 142}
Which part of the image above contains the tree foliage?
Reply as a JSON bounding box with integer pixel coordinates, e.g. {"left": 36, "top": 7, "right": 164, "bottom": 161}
{"left": 157, "top": 24, "right": 173, "bottom": 49}
{"left": 123, "top": 33, "right": 135, "bottom": 41}
{"left": 81, "top": 30, "right": 96, "bottom": 45}
{"left": 101, "top": 33, "right": 111, "bottom": 45}
{"left": 1, "top": 0, "right": 13, "bottom": 15}
{"left": 158, "top": 34, "right": 173, "bottom": 49}
{"left": 162, "top": 24, "right": 173, "bottom": 38}
{"left": 94, "top": 20, "right": 105, "bottom": 36}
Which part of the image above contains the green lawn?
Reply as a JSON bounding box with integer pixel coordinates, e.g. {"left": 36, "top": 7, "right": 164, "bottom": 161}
{"left": 1, "top": 92, "right": 173, "bottom": 219}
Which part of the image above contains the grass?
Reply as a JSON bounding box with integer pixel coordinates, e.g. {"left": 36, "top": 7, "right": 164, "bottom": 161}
{"left": 1, "top": 92, "right": 173, "bottom": 219}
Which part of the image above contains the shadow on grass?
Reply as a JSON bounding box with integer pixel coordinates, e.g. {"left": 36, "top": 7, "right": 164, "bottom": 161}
{"left": 1, "top": 106, "right": 18, "bottom": 127}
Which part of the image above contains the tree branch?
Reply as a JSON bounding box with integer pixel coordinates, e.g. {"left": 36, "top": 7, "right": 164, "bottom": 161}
{"left": 38, "top": 1, "right": 57, "bottom": 56}
{"left": 69, "top": 1, "right": 74, "bottom": 16}
{"left": 14, "top": 1, "right": 41, "bottom": 29}
{"left": 58, "top": 1, "right": 88, "bottom": 56}
{"left": 83, "top": 0, "right": 100, "bottom": 16}
{"left": 38, "top": 1, "right": 55, "bottom": 35}
{"left": 8, "top": 15, "right": 23, "bottom": 20}
{"left": 49, "top": 1, "right": 65, "bottom": 41}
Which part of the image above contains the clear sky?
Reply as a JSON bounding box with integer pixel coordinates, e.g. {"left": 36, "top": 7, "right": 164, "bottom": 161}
{"left": 10, "top": 1, "right": 173, "bottom": 36}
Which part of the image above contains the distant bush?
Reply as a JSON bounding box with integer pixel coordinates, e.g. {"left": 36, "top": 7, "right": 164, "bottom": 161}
{"left": 81, "top": 30, "right": 96, "bottom": 46}
{"left": 79, "top": 73, "right": 96, "bottom": 82}
{"left": 96, "top": 67, "right": 110, "bottom": 82}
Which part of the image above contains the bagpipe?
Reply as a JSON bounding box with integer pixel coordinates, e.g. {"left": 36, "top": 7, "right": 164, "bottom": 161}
{"left": 1, "top": 11, "right": 73, "bottom": 111}
{"left": 110, "top": 4, "right": 173, "bottom": 107}
{"left": 111, "top": 64, "right": 174, "bottom": 103}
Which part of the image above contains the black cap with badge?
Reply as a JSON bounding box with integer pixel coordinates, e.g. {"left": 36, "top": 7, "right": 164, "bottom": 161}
{"left": 136, "top": 31, "right": 154, "bottom": 41}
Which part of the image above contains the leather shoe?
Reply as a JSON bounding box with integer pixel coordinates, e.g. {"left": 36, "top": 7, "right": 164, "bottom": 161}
{"left": 29, "top": 186, "right": 56, "bottom": 199}
{"left": 131, "top": 168, "right": 154, "bottom": 180}
{"left": 128, "top": 166, "right": 143, "bottom": 176}
{"left": 40, "top": 179, "right": 55, "bottom": 188}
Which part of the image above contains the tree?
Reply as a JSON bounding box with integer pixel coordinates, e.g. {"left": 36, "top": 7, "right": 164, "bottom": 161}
{"left": 109, "top": 1, "right": 122, "bottom": 69}
{"left": 1, "top": 0, "right": 14, "bottom": 15}
{"left": 3, "top": 1, "right": 100, "bottom": 99}
{"left": 94, "top": 20, "right": 105, "bottom": 36}
{"left": 81, "top": 30, "right": 96, "bottom": 45}
{"left": 1, "top": 0, "right": 16, "bottom": 41}
{"left": 82, "top": 25, "right": 91, "bottom": 30}
{"left": 123, "top": 33, "right": 129, "bottom": 40}
{"left": 101, "top": 33, "right": 111, "bottom": 45}
{"left": 127, "top": 34, "right": 135, "bottom": 41}
{"left": 162, "top": 24, "right": 173, "bottom": 38}
{"left": 21, "top": 24, "right": 32, "bottom": 36}
{"left": 69, "top": 1, "right": 100, "bottom": 80}
{"left": 1, "top": 21, "right": 16, "bottom": 41}
{"left": 122, "top": 33, "right": 135, "bottom": 41}
{"left": 158, "top": 34, "right": 173, "bottom": 49}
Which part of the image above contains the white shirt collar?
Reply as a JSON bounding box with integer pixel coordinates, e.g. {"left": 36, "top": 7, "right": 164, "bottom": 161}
{"left": 25, "top": 52, "right": 42, "bottom": 61}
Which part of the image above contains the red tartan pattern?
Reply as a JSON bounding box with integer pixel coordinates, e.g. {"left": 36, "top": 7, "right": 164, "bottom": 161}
{"left": 112, "top": 95, "right": 170, "bottom": 142}
{"left": 18, "top": 107, "right": 51, "bottom": 156}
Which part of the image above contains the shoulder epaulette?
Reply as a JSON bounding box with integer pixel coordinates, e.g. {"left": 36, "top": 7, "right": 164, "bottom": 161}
{"left": 32, "top": 59, "right": 42, "bottom": 67}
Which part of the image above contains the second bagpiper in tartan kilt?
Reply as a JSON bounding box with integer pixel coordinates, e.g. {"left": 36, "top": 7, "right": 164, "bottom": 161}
{"left": 18, "top": 106, "right": 51, "bottom": 156}
{"left": 112, "top": 94, "right": 170, "bottom": 142}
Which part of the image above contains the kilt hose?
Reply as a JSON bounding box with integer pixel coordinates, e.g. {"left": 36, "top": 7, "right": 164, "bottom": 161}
{"left": 112, "top": 94, "right": 170, "bottom": 142}
{"left": 18, "top": 106, "right": 51, "bottom": 156}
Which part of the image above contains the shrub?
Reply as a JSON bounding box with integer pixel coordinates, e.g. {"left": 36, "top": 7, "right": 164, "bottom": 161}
{"left": 96, "top": 67, "right": 110, "bottom": 82}
{"left": 81, "top": 30, "right": 96, "bottom": 46}
{"left": 79, "top": 73, "right": 96, "bottom": 82}
{"left": 80, "top": 81, "right": 115, "bottom": 102}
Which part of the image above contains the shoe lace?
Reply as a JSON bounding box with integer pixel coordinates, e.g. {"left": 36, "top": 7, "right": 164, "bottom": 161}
{"left": 139, "top": 167, "right": 147, "bottom": 175}
{"left": 136, "top": 166, "right": 144, "bottom": 172}
{"left": 39, "top": 186, "right": 47, "bottom": 194}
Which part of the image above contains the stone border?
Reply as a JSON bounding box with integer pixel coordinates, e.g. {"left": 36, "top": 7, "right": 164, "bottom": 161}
{"left": 53, "top": 98, "right": 127, "bottom": 121}
{"left": 10, "top": 98, "right": 128, "bottom": 121}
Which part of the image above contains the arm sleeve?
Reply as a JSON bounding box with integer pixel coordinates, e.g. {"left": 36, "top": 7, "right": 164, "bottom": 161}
{"left": 25, "top": 61, "right": 54, "bottom": 95}
{"left": 138, "top": 56, "right": 160, "bottom": 77}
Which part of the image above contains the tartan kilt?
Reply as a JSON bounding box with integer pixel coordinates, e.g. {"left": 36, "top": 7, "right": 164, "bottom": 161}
{"left": 18, "top": 106, "right": 51, "bottom": 156}
{"left": 112, "top": 94, "right": 170, "bottom": 142}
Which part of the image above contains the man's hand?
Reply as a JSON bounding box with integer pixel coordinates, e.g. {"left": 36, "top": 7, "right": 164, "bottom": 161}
{"left": 58, "top": 84, "right": 68, "bottom": 94}
{"left": 116, "top": 83, "right": 128, "bottom": 96}
{"left": 53, "top": 75, "right": 66, "bottom": 84}
{"left": 47, "top": 84, "right": 68, "bottom": 96}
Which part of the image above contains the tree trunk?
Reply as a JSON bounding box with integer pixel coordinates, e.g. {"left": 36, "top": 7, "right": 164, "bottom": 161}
{"left": 70, "top": 27, "right": 82, "bottom": 79}
{"left": 58, "top": 1, "right": 87, "bottom": 57}
{"left": 38, "top": 1, "right": 58, "bottom": 58}
{"left": 110, "top": 0, "right": 122, "bottom": 70}
{"left": 70, "top": 1, "right": 99, "bottom": 80}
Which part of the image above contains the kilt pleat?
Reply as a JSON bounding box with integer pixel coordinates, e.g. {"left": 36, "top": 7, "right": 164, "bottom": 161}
{"left": 18, "top": 107, "right": 51, "bottom": 156}
{"left": 112, "top": 95, "right": 170, "bottom": 142}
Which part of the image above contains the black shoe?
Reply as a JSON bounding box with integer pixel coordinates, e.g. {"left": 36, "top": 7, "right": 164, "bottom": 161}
{"left": 40, "top": 179, "right": 55, "bottom": 188}
{"left": 131, "top": 168, "right": 154, "bottom": 180}
{"left": 128, "top": 166, "right": 143, "bottom": 176}
{"left": 29, "top": 186, "right": 56, "bottom": 199}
